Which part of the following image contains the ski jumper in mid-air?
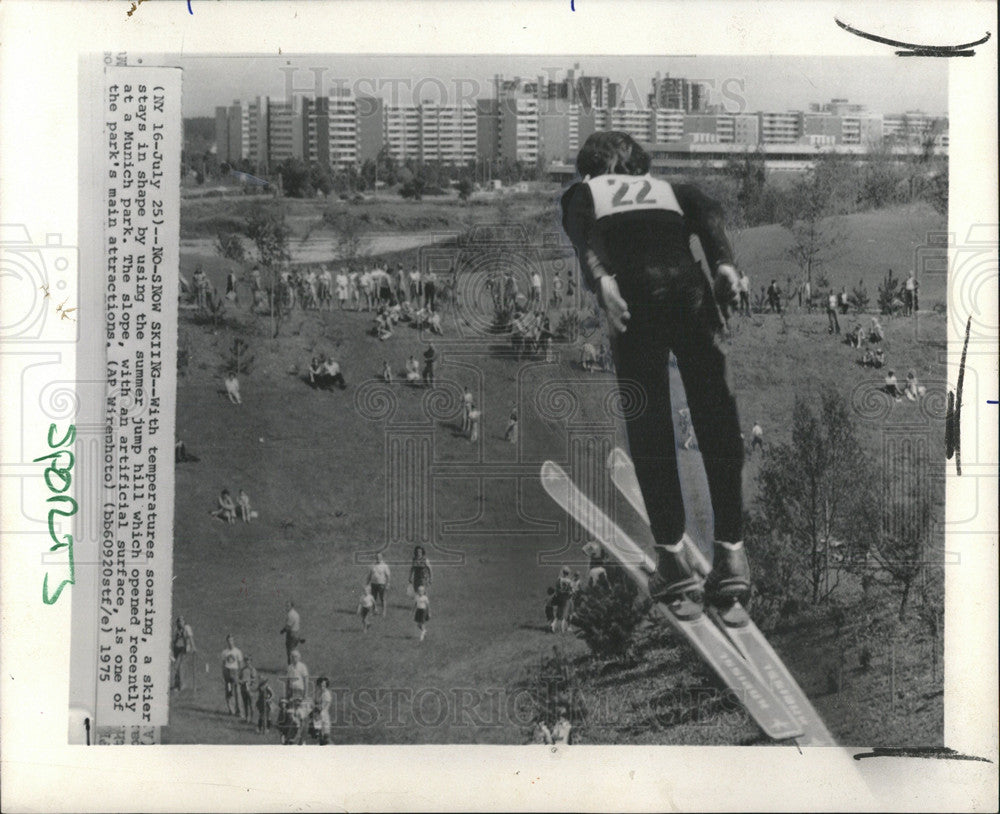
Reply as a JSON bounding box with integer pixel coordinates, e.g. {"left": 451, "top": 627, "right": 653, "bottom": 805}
{"left": 561, "top": 130, "right": 749, "bottom": 619}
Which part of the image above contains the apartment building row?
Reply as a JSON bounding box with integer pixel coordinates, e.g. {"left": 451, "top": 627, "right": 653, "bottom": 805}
{"left": 215, "top": 90, "right": 948, "bottom": 171}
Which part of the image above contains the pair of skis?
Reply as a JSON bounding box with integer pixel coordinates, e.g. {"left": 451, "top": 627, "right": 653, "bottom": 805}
{"left": 540, "top": 448, "right": 834, "bottom": 745}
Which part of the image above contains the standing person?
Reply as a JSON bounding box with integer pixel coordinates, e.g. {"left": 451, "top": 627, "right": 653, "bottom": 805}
{"left": 550, "top": 566, "right": 574, "bottom": 634}
{"left": 409, "top": 266, "right": 422, "bottom": 305}
{"left": 413, "top": 585, "right": 431, "bottom": 642}
{"left": 396, "top": 263, "right": 408, "bottom": 304}
{"left": 749, "top": 421, "right": 765, "bottom": 456}
{"left": 551, "top": 273, "right": 565, "bottom": 309}
{"left": 467, "top": 403, "right": 482, "bottom": 442}
{"left": 336, "top": 268, "right": 349, "bottom": 310}
{"left": 171, "top": 616, "right": 196, "bottom": 691}
{"left": 826, "top": 290, "right": 841, "bottom": 334}
{"left": 803, "top": 279, "right": 812, "bottom": 312}
{"left": 738, "top": 270, "right": 751, "bottom": 316}
{"left": 358, "top": 585, "right": 376, "bottom": 632}
{"left": 424, "top": 271, "right": 437, "bottom": 311}
{"left": 226, "top": 269, "right": 239, "bottom": 304}
{"left": 366, "top": 552, "right": 391, "bottom": 615}
{"left": 560, "top": 131, "right": 750, "bottom": 619}
{"left": 314, "top": 677, "right": 333, "bottom": 745}
{"left": 220, "top": 635, "right": 244, "bottom": 716}
{"left": 286, "top": 649, "right": 309, "bottom": 701}
{"left": 461, "top": 386, "right": 474, "bottom": 433}
{"left": 238, "top": 655, "right": 259, "bottom": 724}
{"left": 838, "top": 286, "right": 850, "bottom": 315}
{"left": 766, "top": 279, "right": 782, "bottom": 313}
{"left": 408, "top": 545, "right": 432, "bottom": 594}
{"left": 905, "top": 272, "right": 919, "bottom": 314}
{"left": 280, "top": 601, "right": 302, "bottom": 665}
{"left": 530, "top": 269, "right": 543, "bottom": 308}
{"left": 504, "top": 404, "right": 519, "bottom": 443}
{"left": 256, "top": 678, "right": 274, "bottom": 734}
{"left": 422, "top": 343, "right": 437, "bottom": 387}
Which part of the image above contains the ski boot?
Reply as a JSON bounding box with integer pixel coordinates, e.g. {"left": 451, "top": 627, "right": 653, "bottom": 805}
{"left": 647, "top": 540, "right": 705, "bottom": 620}
{"left": 705, "top": 540, "right": 751, "bottom": 627}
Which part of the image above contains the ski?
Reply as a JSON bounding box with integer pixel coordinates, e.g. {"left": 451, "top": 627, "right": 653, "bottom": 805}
{"left": 606, "top": 447, "right": 835, "bottom": 746}
{"left": 541, "top": 460, "right": 803, "bottom": 741}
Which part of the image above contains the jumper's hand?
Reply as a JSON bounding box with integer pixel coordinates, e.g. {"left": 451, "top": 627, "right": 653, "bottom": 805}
{"left": 598, "top": 276, "right": 631, "bottom": 336}
{"left": 713, "top": 263, "right": 740, "bottom": 321}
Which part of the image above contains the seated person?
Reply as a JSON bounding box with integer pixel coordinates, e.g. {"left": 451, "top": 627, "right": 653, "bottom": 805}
{"left": 388, "top": 303, "right": 402, "bottom": 324}
{"left": 211, "top": 489, "right": 237, "bottom": 524}
{"left": 869, "top": 317, "right": 885, "bottom": 343}
{"left": 884, "top": 370, "right": 902, "bottom": 400}
{"left": 324, "top": 357, "right": 346, "bottom": 389}
{"left": 904, "top": 369, "right": 925, "bottom": 401}
{"left": 308, "top": 356, "right": 325, "bottom": 388}
{"left": 376, "top": 315, "right": 393, "bottom": 341}
{"left": 398, "top": 300, "right": 414, "bottom": 322}
{"left": 413, "top": 307, "right": 429, "bottom": 328}
{"left": 428, "top": 310, "right": 443, "bottom": 335}
{"left": 405, "top": 355, "right": 421, "bottom": 383}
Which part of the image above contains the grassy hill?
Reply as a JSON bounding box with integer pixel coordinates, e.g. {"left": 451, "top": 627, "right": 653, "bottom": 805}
{"left": 165, "top": 203, "right": 946, "bottom": 745}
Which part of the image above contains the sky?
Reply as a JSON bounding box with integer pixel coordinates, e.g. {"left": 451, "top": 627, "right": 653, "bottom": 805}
{"left": 159, "top": 54, "right": 949, "bottom": 119}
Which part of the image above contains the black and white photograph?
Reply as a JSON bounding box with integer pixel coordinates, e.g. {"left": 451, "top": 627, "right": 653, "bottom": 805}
{"left": 0, "top": 2, "right": 996, "bottom": 811}
{"left": 162, "top": 53, "right": 953, "bottom": 748}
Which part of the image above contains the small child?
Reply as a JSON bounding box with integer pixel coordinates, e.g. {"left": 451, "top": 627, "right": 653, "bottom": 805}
{"left": 358, "top": 584, "right": 376, "bottom": 632}
{"left": 256, "top": 678, "right": 274, "bottom": 734}
{"left": 413, "top": 584, "right": 431, "bottom": 642}
{"left": 382, "top": 359, "right": 393, "bottom": 384}
{"left": 504, "top": 406, "right": 518, "bottom": 443}
{"left": 224, "top": 373, "right": 242, "bottom": 405}
{"left": 237, "top": 489, "right": 253, "bottom": 523}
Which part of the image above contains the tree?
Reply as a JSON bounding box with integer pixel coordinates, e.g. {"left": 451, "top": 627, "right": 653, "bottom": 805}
{"left": 225, "top": 337, "right": 255, "bottom": 376}
{"left": 757, "top": 390, "right": 869, "bottom": 605}
{"left": 571, "top": 579, "right": 651, "bottom": 662}
{"left": 323, "top": 208, "right": 366, "bottom": 265}
{"left": 215, "top": 231, "right": 246, "bottom": 263}
{"left": 780, "top": 165, "right": 845, "bottom": 290}
{"left": 243, "top": 203, "right": 292, "bottom": 338}
{"left": 457, "top": 177, "right": 474, "bottom": 203}
{"left": 877, "top": 268, "right": 903, "bottom": 315}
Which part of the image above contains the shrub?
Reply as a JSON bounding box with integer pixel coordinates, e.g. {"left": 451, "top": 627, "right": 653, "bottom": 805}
{"left": 877, "top": 268, "right": 903, "bottom": 315}
{"left": 554, "top": 310, "right": 582, "bottom": 342}
{"left": 572, "top": 579, "right": 650, "bottom": 662}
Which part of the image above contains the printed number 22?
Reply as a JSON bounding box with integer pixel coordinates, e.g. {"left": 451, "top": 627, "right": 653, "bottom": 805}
{"left": 611, "top": 180, "right": 656, "bottom": 207}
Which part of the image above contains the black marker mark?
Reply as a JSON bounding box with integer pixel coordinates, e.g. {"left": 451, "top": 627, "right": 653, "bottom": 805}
{"left": 946, "top": 316, "right": 972, "bottom": 475}
{"left": 854, "top": 747, "right": 992, "bottom": 762}
{"left": 835, "top": 17, "right": 991, "bottom": 56}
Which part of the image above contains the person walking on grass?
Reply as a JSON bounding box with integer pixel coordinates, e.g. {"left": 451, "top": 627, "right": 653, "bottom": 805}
{"left": 413, "top": 585, "right": 431, "bottom": 642}
{"left": 171, "top": 616, "right": 196, "bottom": 691}
{"left": 408, "top": 546, "right": 432, "bottom": 594}
{"left": 422, "top": 343, "right": 437, "bottom": 387}
{"left": 358, "top": 585, "right": 376, "bottom": 632}
{"left": 749, "top": 421, "right": 764, "bottom": 456}
{"left": 467, "top": 403, "right": 482, "bottom": 442}
{"left": 366, "top": 552, "right": 391, "bottom": 615}
{"left": 560, "top": 131, "right": 749, "bottom": 621}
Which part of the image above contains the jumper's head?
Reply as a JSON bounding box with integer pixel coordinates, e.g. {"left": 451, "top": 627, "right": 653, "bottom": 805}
{"left": 576, "top": 131, "right": 650, "bottom": 179}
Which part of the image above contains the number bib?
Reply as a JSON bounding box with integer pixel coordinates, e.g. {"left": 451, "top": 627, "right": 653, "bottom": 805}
{"left": 585, "top": 174, "right": 683, "bottom": 221}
